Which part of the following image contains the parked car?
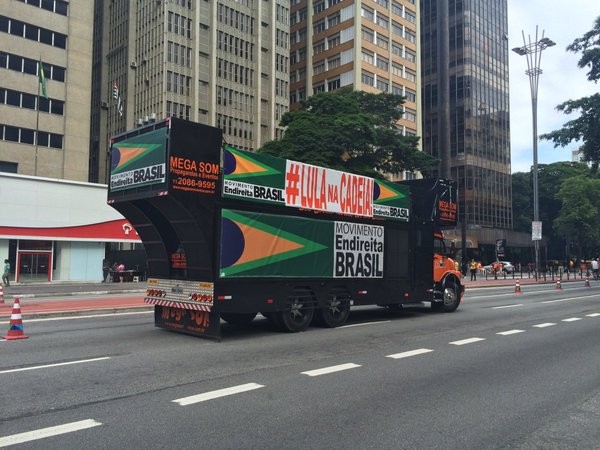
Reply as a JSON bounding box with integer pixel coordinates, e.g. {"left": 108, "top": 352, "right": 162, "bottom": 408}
{"left": 483, "top": 261, "right": 515, "bottom": 274}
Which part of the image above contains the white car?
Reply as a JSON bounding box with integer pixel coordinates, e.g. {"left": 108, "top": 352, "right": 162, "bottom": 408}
{"left": 483, "top": 261, "right": 514, "bottom": 274}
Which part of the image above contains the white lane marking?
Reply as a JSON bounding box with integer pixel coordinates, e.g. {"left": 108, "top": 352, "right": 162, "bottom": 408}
{"left": 339, "top": 321, "right": 391, "bottom": 328}
{"left": 541, "top": 298, "right": 572, "bottom": 304}
{"left": 0, "top": 419, "right": 101, "bottom": 447}
{"left": 562, "top": 317, "right": 582, "bottom": 322}
{"left": 386, "top": 348, "right": 433, "bottom": 359}
{"left": 497, "top": 329, "right": 525, "bottom": 336}
{"left": 0, "top": 357, "right": 110, "bottom": 374}
{"left": 449, "top": 337, "right": 485, "bottom": 346}
{"left": 173, "top": 383, "right": 264, "bottom": 406}
{"left": 533, "top": 323, "right": 556, "bottom": 328}
{"left": 492, "top": 304, "right": 523, "bottom": 309}
{"left": 586, "top": 313, "right": 600, "bottom": 317}
{"left": 301, "top": 363, "right": 361, "bottom": 377}
{"left": 0, "top": 310, "right": 153, "bottom": 325}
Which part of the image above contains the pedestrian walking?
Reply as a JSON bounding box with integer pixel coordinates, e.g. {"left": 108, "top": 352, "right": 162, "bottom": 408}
{"left": 2, "top": 259, "right": 10, "bottom": 286}
{"left": 469, "top": 258, "right": 477, "bottom": 281}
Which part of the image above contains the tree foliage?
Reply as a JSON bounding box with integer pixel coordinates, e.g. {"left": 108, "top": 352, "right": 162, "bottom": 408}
{"left": 258, "top": 88, "right": 438, "bottom": 179}
{"left": 554, "top": 175, "right": 600, "bottom": 258}
{"left": 512, "top": 162, "right": 594, "bottom": 260}
{"left": 540, "top": 16, "right": 600, "bottom": 169}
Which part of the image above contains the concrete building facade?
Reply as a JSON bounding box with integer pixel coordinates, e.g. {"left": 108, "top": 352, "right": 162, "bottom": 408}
{"left": 0, "top": 0, "right": 94, "bottom": 181}
{"left": 289, "top": 0, "right": 421, "bottom": 180}
{"left": 92, "top": 0, "right": 290, "bottom": 184}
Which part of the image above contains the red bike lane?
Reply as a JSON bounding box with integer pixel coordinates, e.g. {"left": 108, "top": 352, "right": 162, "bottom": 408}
{"left": 0, "top": 295, "right": 149, "bottom": 319}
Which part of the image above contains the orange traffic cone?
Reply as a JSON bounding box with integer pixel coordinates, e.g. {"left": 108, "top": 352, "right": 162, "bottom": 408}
{"left": 555, "top": 280, "right": 562, "bottom": 290}
{"left": 514, "top": 279, "right": 522, "bottom": 294}
{"left": 3, "top": 297, "right": 28, "bottom": 340}
{"left": 585, "top": 276, "right": 591, "bottom": 288}
{"left": 0, "top": 284, "right": 4, "bottom": 304}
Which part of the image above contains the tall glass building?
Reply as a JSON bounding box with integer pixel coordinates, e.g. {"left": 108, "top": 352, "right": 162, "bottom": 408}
{"left": 421, "top": 0, "right": 512, "bottom": 237}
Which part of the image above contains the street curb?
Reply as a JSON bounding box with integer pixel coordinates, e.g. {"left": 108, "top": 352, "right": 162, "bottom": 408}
{"left": 0, "top": 306, "right": 153, "bottom": 322}
{"left": 1, "top": 289, "right": 146, "bottom": 299}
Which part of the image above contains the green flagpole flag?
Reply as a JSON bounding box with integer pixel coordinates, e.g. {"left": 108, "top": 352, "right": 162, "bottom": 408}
{"left": 38, "top": 59, "right": 48, "bottom": 99}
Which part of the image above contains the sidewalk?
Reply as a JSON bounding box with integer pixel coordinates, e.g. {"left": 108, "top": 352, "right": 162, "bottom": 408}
{"left": 0, "top": 281, "right": 148, "bottom": 319}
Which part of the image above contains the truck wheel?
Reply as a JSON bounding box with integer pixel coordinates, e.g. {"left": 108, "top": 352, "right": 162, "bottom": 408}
{"left": 277, "top": 297, "right": 314, "bottom": 332}
{"left": 315, "top": 296, "right": 350, "bottom": 328}
{"left": 221, "top": 312, "right": 257, "bottom": 326}
{"left": 433, "top": 282, "right": 460, "bottom": 312}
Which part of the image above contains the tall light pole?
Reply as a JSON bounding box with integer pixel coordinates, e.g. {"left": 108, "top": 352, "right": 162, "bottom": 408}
{"left": 512, "top": 27, "right": 555, "bottom": 278}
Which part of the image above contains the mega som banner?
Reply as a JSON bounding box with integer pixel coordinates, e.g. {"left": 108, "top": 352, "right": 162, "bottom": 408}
{"left": 219, "top": 209, "right": 384, "bottom": 278}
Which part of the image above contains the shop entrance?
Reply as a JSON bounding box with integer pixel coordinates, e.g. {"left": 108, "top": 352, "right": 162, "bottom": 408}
{"left": 17, "top": 252, "right": 51, "bottom": 283}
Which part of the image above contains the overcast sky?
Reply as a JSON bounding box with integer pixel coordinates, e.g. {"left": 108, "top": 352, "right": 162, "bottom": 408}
{"left": 508, "top": 1, "right": 599, "bottom": 173}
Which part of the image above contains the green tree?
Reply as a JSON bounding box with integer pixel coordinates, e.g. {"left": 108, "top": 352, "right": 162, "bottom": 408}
{"left": 554, "top": 175, "right": 600, "bottom": 259}
{"left": 259, "top": 88, "right": 438, "bottom": 178}
{"left": 512, "top": 162, "right": 593, "bottom": 260}
{"left": 540, "top": 17, "right": 600, "bottom": 169}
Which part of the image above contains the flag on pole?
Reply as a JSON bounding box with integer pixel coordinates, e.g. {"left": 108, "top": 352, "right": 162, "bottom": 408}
{"left": 38, "top": 59, "right": 48, "bottom": 99}
{"left": 112, "top": 80, "right": 123, "bottom": 117}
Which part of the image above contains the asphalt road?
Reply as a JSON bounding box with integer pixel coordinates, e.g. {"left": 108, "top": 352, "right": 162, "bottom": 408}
{"left": 1, "top": 283, "right": 599, "bottom": 449}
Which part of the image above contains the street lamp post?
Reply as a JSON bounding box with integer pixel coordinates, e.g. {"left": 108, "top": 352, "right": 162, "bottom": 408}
{"left": 512, "top": 27, "right": 555, "bottom": 279}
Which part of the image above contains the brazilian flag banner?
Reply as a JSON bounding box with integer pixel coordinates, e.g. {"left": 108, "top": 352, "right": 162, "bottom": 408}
{"left": 219, "top": 209, "right": 384, "bottom": 279}
{"left": 222, "top": 145, "right": 409, "bottom": 221}
{"left": 110, "top": 127, "right": 168, "bottom": 192}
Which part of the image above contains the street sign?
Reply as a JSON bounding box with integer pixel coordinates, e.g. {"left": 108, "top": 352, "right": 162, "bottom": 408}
{"left": 532, "top": 221, "right": 542, "bottom": 241}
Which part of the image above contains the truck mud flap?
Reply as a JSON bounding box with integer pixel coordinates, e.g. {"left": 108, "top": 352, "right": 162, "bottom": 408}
{"left": 155, "top": 305, "right": 221, "bottom": 341}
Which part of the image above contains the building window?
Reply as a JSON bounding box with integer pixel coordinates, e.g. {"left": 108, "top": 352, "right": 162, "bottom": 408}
{"left": 376, "top": 77, "right": 388, "bottom": 92}
{"left": 376, "top": 14, "right": 388, "bottom": 30}
{"left": 328, "top": 12, "right": 340, "bottom": 27}
{"left": 313, "top": 60, "right": 326, "bottom": 74}
{"left": 328, "top": 55, "right": 340, "bottom": 69}
{"left": 328, "top": 34, "right": 340, "bottom": 49}
{"left": 376, "top": 56, "right": 389, "bottom": 71}
{"left": 361, "top": 70, "right": 375, "bottom": 87}
{"left": 361, "top": 6, "right": 374, "bottom": 22}
{"left": 362, "top": 50, "right": 374, "bottom": 65}
{"left": 313, "top": 40, "right": 326, "bottom": 54}
{"left": 362, "top": 27, "right": 374, "bottom": 44}
{"left": 328, "top": 78, "right": 340, "bottom": 91}
{"left": 404, "top": 88, "right": 416, "bottom": 102}
{"left": 313, "top": 19, "right": 325, "bottom": 34}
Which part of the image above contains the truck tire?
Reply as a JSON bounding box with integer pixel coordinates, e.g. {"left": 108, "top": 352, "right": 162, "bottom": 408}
{"left": 221, "top": 312, "right": 257, "bottom": 326}
{"left": 432, "top": 281, "right": 460, "bottom": 312}
{"left": 277, "top": 297, "right": 314, "bottom": 332}
{"left": 314, "top": 295, "right": 350, "bottom": 328}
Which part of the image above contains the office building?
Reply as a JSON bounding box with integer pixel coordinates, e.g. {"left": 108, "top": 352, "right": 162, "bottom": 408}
{"left": 289, "top": 0, "right": 421, "bottom": 179}
{"left": 0, "top": 0, "right": 93, "bottom": 180}
{"left": 92, "top": 0, "right": 289, "bottom": 183}
{"left": 421, "top": 0, "right": 517, "bottom": 261}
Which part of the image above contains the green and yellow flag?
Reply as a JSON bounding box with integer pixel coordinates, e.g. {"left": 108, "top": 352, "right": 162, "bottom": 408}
{"left": 38, "top": 59, "right": 48, "bottom": 99}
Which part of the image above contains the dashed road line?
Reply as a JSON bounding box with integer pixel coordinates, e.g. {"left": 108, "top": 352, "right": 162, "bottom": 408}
{"left": 562, "top": 317, "right": 582, "bottom": 322}
{"left": 449, "top": 337, "right": 485, "bottom": 346}
{"left": 173, "top": 383, "right": 264, "bottom": 406}
{"left": 339, "top": 321, "right": 391, "bottom": 328}
{"left": 533, "top": 323, "right": 556, "bottom": 328}
{"left": 0, "top": 419, "right": 101, "bottom": 448}
{"left": 586, "top": 313, "right": 600, "bottom": 317}
{"left": 492, "top": 304, "right": 523, "bottom": 309}
{"left": 0, "top": 357, "right": 110, "bottom": 375}
{"left": 301, "top": 363, "right": 361, "bottom": 377}
{"left": 386, "top": 348, "right": 434, "bottom": 359}
{"left": 497, "top": 329, "right": 525, "bottom": 336}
